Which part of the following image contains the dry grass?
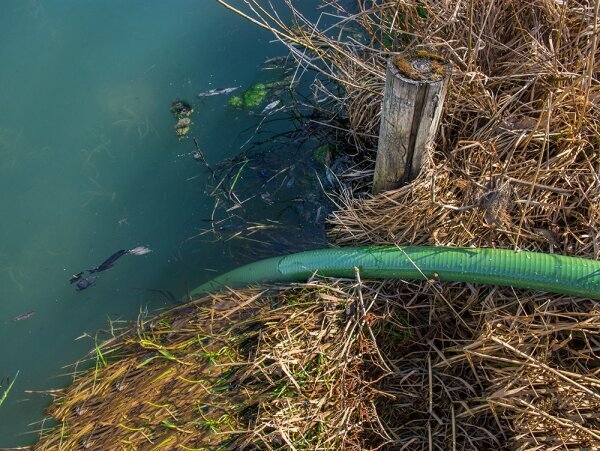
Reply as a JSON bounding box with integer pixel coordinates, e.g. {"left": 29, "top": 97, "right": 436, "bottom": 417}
{"left": 35, "top": 279, "right": 600, "bottom": 450}
{"left": 35, "top": 280, "right": 391, "bottom": 449}
{"left": 216, "top": 0, "right": 599, "bottom": 256}
{"left": 324, "top": 0, "right": 599, "bottom": 257}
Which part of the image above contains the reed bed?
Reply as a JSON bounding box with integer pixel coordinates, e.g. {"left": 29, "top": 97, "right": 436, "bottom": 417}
{"left": 217, "top": 0, "right": 599, "bottom": 256}
{"left": 36, "top": 280, "right": 391, "bottom": 449}
{"left": 35, "top": 279, "right": 599, "bottom": 449}
{"left": 35, "top": 0, "right": 600, "bottom": 449}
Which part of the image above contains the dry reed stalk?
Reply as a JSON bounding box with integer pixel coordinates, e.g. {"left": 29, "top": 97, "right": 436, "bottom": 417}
{"left": 217, "top": 0, "right": 598, "bottom": 257}
{"left": 34, "top": 281, "right": 600, "bottom": 449}
{"left": 35, "top": 281, "right": 392, "bottom": 449}
{"left": 211, "top": 0, "right": 600, "bottom": 447}
{"left": 319, "top": 0, "right": 600, "bottom": 258}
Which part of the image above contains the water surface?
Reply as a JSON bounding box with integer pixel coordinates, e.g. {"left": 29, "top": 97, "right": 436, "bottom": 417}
{"left": 0, "top": 0, "right": 324, "bottom": 445}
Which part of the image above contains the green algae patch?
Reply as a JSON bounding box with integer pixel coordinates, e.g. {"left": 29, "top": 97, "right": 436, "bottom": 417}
{"left": 228, "top": 96, "right": 243, "bottom": 108}
{"left": 175, "top": 117, "right": 191, "bottom": 139}
{"left": 229, "top": 83, "right": 268, "bottom": 109}
{"left": 312, "top": 143, "right": 334, "bottom": 165}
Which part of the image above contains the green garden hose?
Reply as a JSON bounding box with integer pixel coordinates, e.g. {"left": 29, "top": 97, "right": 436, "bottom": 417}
{"left": 192, "top": 246, "right": 600, "bottom": 300}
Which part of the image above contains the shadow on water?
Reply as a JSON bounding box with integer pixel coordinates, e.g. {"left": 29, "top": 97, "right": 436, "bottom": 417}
{"left": 182, "top": 82, "right": 350, "bottom": 267}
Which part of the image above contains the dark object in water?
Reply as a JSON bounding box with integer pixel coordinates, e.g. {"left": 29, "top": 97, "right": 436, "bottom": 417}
{"left": 88, "top": 249, "right": 129, "bottom": 274}
{"left": 87, "top": 247, "right": 151, "bottom": 273}
{"left": 69, "top": 271, "right": 84, "bottom": 284}
{"left": 13, "top": 311, "right": 35, "bottom": 321}
{"left": 197, "top": 86, "right": 240, "bottom": 97}
{"left": 261, "top": 192, "right": 275, "bottom": 205}
{"left": 75, "top": 277, "right": 96, "bottom": 291}
{"left": 170, "top": 99, "right": 194, "bottom": 118}
{"left": 71, "top": 246, "right": 152, "bottom": 289}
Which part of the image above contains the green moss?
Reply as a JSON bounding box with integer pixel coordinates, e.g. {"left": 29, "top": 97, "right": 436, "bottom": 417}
{"left": 175, "top": 126, "right": 190, "bottom": 138}
{"left": 228, "top": 96, "right": 243, "bottom": 108}
{"left": 242, "top": 83, "right": 267, "bottom": 107}
{"left": 229, "top": 83, "right": 268, "bottom": 109}
{"left": 312, "top": 143, "right": 334, "bottom": 165}
{"left": 395, "top": 52, "right": 449, "bottom": 81}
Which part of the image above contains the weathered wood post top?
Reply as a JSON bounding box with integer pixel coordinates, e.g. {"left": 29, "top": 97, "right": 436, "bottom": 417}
{"left": 373, "top": 51, "right": 451, "bottom": 194}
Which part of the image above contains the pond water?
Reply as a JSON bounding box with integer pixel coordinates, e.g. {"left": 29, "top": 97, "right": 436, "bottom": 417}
{"left": 0, "top": 0, "right": 326, "bottom": 445}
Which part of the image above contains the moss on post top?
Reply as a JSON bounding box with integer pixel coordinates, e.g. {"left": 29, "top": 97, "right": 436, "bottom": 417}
{"left": 394, "top": 50, "right": 451, "bottom": 82}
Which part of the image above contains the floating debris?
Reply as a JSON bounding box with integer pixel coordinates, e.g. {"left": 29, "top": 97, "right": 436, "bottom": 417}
{"left": 197, "top": 86, "right": 240, "bottom": 97}
{"left": 191, "top": 137, "right": 213, "bottom": 175}
{"left": 262, "top": 55, "right": 287, "bottom": 68}
{"left": 261, "top": 100, "right": 281, "bottom": 115}
{"left": 128, "top": 246, "right": 152, "bottom": 256}
{"left": 260, "top": 192, "right": 274, "bottom": 205}
{"left": 169, "top": 99, "right": 193, "bottom": 118}
{"left": 175, "top": 117, "right": 191, "bottom": 138}
{"left": 69, "top": 271, "right": 84, "bottom": 284}
{"left": 88, "top": 249, "right": 129, "bottom": 274}
{"left": 70, "top": 246, "right": 152, "bottom": 292}
{"left": 75, "top": 277, "right": 96, "bottom": 291}
{"left": 13, "top": 311, "right": 35, "bottom": 321}
{"left": 87, "top": 247, "right": 152, "bottom": 274}
{"left": 170, "top": 99, "right": 194, "bottom": 139}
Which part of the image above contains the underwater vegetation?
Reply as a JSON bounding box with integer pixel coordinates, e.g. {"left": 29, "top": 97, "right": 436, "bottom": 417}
{"left": 170, "top": 99, "right": 194, "bottom": 140}
{"left": 228, "top": 83, "right": 267, "bottom": 109}
{"left": 175, "top": 117, "right": 191, "bottom": 138}
{"left": 170, "top": 99, "right": 194, "bottom": 118}
{"left": 0, "top": 371, "right": 19, "bottom": 409}
{"left": 312, "top": 143, "right": 335, "bottom": 165}
{"left": 228, "top": 60, "right": 295, "bottom": 113}
{"left": 184, "top": 107, "right": 353, "bottom": 264}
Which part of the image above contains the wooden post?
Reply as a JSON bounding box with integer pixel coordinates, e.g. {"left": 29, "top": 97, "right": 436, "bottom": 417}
{"left": 373, "top": 52, "right": 451, "bottom": 194}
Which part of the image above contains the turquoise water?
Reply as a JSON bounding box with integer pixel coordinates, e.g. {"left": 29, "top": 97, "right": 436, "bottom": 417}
{"left": 0, "top": 0, "right": 324, "bottom": 445}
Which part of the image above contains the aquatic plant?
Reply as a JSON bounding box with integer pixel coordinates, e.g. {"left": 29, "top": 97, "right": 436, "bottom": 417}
{"left": 228, "top": 83, "right": 268, "bottom": 109}
{"left": 312, "top": 143, "right": 333, "bottom": 165}
{"left": 175, "top": 117, "right": 191, "bottom": 128}
{"left": 227, "top": 95, "right": 243, "bottom": 108}
{"left": 175, "top": 118, "right": 192, "bottom": 138}
{"left": 171, "top": 100, "right": 194, "bottom": 139}
{"left": 170, "top": 99, "right": 194, "bottom": 118}
{"left": 112, "top": 105, "right": 157, "bottom": 145}
{"left": 175, "top": 126, "right": 190, "bottom": 138}
{"left": 0, "top": 370, "right": 19, "bottom": 409}
{"left": 35, "top": 272, "right": 600, "bottom": 449}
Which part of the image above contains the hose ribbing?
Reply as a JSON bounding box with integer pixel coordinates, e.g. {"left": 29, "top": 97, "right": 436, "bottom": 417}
{"left": 192, "top": 247, "right": 600, "bottom": 300}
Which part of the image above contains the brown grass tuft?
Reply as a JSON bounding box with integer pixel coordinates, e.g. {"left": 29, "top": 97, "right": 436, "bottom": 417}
{"left": 35, "top": 280, "right": 600, "bottom": 449}
{"left": 214, "top": 0, "right": 598, "bottom": 256}
{"left": 36, "top": 281, "right": 391, "bottom": 449}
